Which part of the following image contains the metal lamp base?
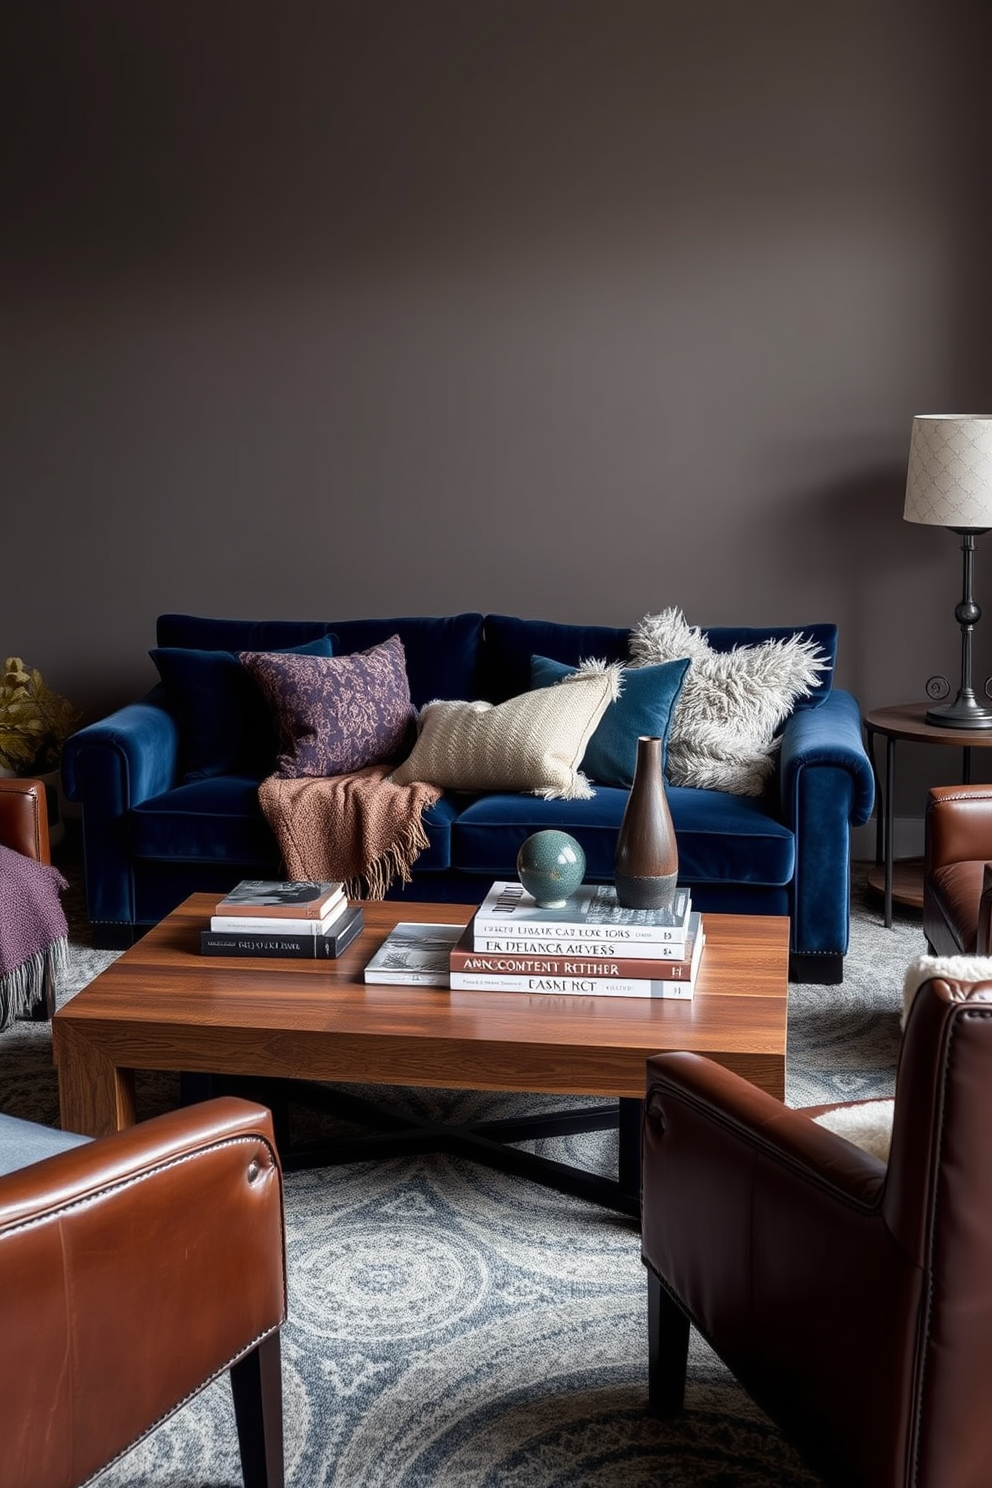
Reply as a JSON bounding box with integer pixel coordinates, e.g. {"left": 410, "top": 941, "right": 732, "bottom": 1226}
{"left": 925, "top": 529, "right": 992, "bottom": 730}
{"left": 925, "top": 692, "right": 992, "bottom": 730}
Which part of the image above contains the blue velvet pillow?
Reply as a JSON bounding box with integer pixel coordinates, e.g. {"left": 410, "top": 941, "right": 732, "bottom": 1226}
{"left": 529, "top": 654, "right": 690, "bottom": 788}
{"left": 151, "top": 637, "right": 334, "bottom": 782}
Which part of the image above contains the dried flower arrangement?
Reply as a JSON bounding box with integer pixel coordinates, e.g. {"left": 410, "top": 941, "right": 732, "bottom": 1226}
{"left": 0, "top": 657, "right": 81, "bottom": 774}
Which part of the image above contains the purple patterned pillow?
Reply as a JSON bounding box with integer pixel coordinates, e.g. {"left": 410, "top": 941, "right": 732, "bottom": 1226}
{"left": 239, "top": 635, "right": 415, "bottom": 778}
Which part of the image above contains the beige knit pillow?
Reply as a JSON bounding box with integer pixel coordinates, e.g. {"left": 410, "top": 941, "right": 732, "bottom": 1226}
{"left": 390, "top": 666, "right": 621, "bottom": 800}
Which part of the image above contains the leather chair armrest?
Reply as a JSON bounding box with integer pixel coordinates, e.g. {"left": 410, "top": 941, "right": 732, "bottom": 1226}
{"left": 0, "top": 1098, "right": 286, "bottom": 1488}
{"left": 642, "top": 1051, "right": 889, "bottom": 1338}
{"left": 0, "top": 777, "right": 50, "bottom": 863}
{"left": 641, "top": 1052, "right": 919, "bottom": 1464}
{"left": 643, "top": 1052, "right": 886, "bottom": 1224}
{"left": 925, "top": 784, "right": 992, "bottom": 872}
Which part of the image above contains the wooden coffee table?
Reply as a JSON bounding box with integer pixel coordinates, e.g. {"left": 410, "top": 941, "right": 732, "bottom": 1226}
{"left": 53, "top": 896, "right": 789, "bottom": 1217}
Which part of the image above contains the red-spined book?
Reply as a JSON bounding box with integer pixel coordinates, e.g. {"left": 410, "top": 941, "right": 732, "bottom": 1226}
{"left": 450, "top": 912, "right": 703, "bottom": 985}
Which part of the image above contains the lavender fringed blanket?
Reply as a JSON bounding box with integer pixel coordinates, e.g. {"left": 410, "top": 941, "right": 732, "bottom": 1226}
{"left": 258, "top": 765, "right": 442, "bottom": 899}
{"left": 0, "top": 844, "right": 69, "bottom": 1029}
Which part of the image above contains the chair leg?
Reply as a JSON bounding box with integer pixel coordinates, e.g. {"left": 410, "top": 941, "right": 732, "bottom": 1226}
{"left": 647, "top": 1269, "right": 690, "bottom": 1417}
{"left": 230, "top": 1332, "right": 285, "bottom": 1488}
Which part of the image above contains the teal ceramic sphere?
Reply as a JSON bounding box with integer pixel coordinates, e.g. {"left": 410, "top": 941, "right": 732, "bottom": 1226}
{"left": 516, "top": 830, "right": 586, "bottom": 907}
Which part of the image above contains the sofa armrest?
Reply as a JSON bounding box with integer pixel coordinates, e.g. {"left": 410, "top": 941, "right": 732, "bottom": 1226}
{"left": 778, "top": 689, "right": 875, "bottom": 828}
{"left": 60, "top": 686, "right": 179, "bottom": 933}
{"left": 776, "top": 689, "right": 875, "bottom": 974}
{"left": 61, "top": 684, "right": 179, "bottom": 808}
{"left": 0, "top": 1097, "right": 286, "bottom": 1488}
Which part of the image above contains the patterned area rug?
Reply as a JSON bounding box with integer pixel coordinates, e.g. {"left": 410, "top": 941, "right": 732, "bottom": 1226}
{"left": 0, "top": 854, "right": 925, "bottom": 1488}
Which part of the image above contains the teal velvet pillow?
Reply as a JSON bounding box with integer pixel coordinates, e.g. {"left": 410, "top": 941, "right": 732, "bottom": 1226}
{"left": 151, "top": 636, "right": 334, "bottom": 782}
{"left": 529, "top": 654, "right": 690, "bottom": 788}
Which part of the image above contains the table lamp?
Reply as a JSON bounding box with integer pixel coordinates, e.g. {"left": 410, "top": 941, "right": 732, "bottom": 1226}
{"left": 904, "top": 414, "right": 992, "bottom": 729}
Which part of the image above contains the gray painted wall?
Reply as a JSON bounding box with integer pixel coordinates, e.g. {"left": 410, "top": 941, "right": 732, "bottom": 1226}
{"left": 3, "top": 1, "right": 992, "bottom": 818}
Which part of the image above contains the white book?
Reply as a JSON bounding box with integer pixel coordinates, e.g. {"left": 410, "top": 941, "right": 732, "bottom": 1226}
{"left": 363, "top": 923, "right": 463, "bottom": 987}
{"left": 211, "top": 896, "right": 349, "bottom": 936}
{"left": 451, "top": 928, "right": 704, "bottom": 999}
{"left": 470, "top": 929, "right": 696, "bottom": 960}
{"left": 473, "top": 880, "right": 692, "bottom": 946}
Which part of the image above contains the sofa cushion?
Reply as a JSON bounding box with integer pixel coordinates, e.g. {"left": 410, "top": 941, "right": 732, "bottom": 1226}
{"left": 451, "top": 785, "right": 795, "bottom": 887}
{"left": 240, "top": 636, "right": 416, "bottom": 778}
{"left": 479, "top": 615, "right": 632, "bottom": 703}
{"left": 391, "top": 668, "right": 620, "bottom": 801}
{"left": 323, "top": 614, "right": 485, "bottom": 708}
{"left": 529, "top": 654, "right": 690, "bottom": 788}
{"left": 156, "top": 614, "right": 337, "bottom": 651}
{"left": 130, "top": 777, "right": 279, "bottom": 863}
{"left": 157, "top": 613, "right": 485, "bottom": 711}
{"left": 151, "top": 637, "right": 335, "bottom": 783}
{"left": 129, "top": 775, "right": 459, "bottom": 872}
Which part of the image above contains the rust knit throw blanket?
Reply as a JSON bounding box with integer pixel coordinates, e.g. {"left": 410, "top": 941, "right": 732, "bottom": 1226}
{"left": 258, "top": 765, "right": 442, "bottom": 900}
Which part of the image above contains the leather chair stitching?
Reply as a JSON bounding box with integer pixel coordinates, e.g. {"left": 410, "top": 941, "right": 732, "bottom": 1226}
{"left": 81, "top": 1323, "right": 281, "bottom": 1487}
{"left": 0, "top": 1133, "right": 280, "bottom": 1237}
{"left": 929, "top": 789, "right": 992, "bottom": 804}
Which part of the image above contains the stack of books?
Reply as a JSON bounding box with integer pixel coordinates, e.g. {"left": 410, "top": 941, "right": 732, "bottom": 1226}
{"left": 200, "top": 879, "right": 364, "bottom": 959}
{"left": 360, "top": 882, "right": 704, "bottom": 998}
{"left": 448, "top": 880, "right": 703, "bottom": 999}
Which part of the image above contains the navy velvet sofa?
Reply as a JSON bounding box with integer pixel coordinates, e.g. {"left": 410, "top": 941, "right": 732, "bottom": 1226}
{"left": 62, "top": 611, "right": 874, "bottom": 982}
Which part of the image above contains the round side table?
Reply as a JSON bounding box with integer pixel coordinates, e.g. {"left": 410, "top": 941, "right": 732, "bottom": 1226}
{"left": 863, "top": 703, "right": 992, "bottom": 927}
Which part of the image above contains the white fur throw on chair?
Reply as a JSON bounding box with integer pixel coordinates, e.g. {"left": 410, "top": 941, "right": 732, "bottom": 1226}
{"left": 812, "top": 954, "right": 992, "bottom": 1164}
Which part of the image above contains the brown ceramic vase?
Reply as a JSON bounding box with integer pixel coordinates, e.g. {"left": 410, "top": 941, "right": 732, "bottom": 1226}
{"left": 614, "top": 735, "right": 679, "bottom": 911}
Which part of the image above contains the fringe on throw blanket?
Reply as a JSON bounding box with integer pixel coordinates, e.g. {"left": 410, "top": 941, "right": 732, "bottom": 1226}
{"left": 0, "top": 842, "right": 69, "bottom": 1030}
{"left": 0, "top": 937, "right": 68, "bottom": 1029}
{"left": 258, "top": 764, "right": 443, "bottom": 899}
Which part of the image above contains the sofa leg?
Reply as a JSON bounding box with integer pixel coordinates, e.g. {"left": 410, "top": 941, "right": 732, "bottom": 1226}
{"left": 231, "top": 1332, "right": 285, "bottom": 1488}
{"left": 788, "top": 951, "right": 843, "bottom": 985}
{"left": 91, "top": 922, "right": 143, "bottom": 950}
{"left": 647, "top": 1270, "right": 690, "bottom": 1417}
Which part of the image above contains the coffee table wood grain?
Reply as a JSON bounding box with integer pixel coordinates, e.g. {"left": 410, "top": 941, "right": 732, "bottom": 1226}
{"left": 53, "top": 896, "right": 790, "bottom": 1141}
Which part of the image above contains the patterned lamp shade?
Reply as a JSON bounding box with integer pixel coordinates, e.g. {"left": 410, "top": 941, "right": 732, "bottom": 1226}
{"left": 904, "top": 415, "right": 992, "bottom": 530}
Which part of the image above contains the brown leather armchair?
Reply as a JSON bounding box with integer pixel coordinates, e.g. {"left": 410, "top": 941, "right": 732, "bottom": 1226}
{"left": 923, "top": 783, "right": 992, "bottom": 954}
{"left": 2, "top": 782, "right": 287, "bottom": 1485}
{"left": 0, "top": 1097, "right": 287, "bottom": 1488}
{"left": 641, "top": 970, "right": 992, "bottom": 1488}
{"left": 0, "top": 775, "right": 52, "bottom": 863}
{"left": 1, "top": 775, "right": 58, "bottom": 1019}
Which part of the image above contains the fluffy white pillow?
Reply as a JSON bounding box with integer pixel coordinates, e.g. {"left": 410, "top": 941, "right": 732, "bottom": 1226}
{"left": 629, "top": 608, "right": 828, "bottom": 796}
{"left": 390, "top": 665, "right": 621, "bottom": 801}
